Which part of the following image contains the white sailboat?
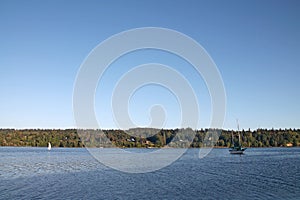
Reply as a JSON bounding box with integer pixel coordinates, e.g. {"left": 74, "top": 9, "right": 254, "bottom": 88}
{"left": 47, "top": 142, "right": 52, "bottom": 151}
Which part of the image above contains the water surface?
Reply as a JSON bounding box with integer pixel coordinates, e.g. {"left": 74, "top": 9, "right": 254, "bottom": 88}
{"left": 0, "top": 147, "right": 299, "bottom": 199}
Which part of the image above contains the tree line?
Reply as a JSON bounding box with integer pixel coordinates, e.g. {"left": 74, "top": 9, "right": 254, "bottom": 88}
{"left": 0, "top": 128, "right": 299, "bottom": 148}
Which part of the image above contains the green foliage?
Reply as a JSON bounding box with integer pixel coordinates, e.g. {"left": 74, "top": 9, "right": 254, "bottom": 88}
{"left": 0, "top": 128, "right": 299, "bottom": 148}
{"left": 0, "top": 129, "right": 83, "bottom": 147}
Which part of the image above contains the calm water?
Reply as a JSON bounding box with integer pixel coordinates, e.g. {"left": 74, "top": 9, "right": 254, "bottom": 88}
{"left": 0, "top": 147, "right": 299, "bottom": 199}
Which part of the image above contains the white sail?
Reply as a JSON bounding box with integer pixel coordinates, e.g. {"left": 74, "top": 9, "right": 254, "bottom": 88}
{"left": 48, "top": 142, "right": 51, "bottom": 151}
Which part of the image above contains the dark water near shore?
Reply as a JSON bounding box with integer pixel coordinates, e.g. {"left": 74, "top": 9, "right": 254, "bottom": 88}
{"left": 0, "top": 147, "right": 299, "bottom": 199}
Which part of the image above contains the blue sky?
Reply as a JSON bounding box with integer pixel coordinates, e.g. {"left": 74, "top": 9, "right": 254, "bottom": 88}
{"left": 0, "top": 0, "right": 299, "bottom": 130}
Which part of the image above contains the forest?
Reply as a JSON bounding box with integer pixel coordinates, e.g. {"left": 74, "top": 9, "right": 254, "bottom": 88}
{"left": 0, "top": 128, "right": 299, "bottom": 148}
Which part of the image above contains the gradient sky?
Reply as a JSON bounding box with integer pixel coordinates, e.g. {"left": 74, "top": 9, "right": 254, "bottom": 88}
{"left": 0, "top": 0, "right": 299, "bottom": 130}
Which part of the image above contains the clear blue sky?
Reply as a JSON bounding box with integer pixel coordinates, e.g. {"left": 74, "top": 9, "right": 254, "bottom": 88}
{"left": 0, "top": 0, "right": 299, "bottom": 130}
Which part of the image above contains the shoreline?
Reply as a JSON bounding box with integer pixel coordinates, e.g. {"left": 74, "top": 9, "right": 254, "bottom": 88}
{"left": 0, "top": 146, "right": 298, "bottom": 149}
{"left": 1, "top": 128, "right": 299, "bottom": 148}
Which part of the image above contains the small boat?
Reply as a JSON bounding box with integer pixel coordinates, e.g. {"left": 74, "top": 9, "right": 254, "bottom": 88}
{"left": 229, "top": 120, "right": 247, "bottom": 154}
{"left": 47, "top": 142, "right": 51, "bottom": 151}
{"left": 229, "top": 145, "right": 247, "bottom": 154}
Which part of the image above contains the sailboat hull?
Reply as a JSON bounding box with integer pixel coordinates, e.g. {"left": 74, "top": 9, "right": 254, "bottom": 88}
{"left": 229, "top": 150, "right": 245, "bottom": 154}
{"left": 229, "top": 147, "right": 246, "bottom": 154}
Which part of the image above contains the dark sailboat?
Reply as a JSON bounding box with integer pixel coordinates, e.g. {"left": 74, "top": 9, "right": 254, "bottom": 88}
{"left": 229, "top": 120, "right": 247, "bottom": 154}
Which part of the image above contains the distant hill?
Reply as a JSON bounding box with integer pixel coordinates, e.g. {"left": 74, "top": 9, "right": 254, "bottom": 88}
{"left": 0, "top": 128, "right": 299, "bottom": 148}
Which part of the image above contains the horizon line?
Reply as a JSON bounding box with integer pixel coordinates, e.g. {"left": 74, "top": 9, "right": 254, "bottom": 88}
{"left": 0, "top": 127, "right": 299, "bottom": 131}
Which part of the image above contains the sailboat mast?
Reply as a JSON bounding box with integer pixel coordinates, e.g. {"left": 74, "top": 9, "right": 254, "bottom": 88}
{"left": 237, "top": 119, "right": 240, "bottom": 145}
